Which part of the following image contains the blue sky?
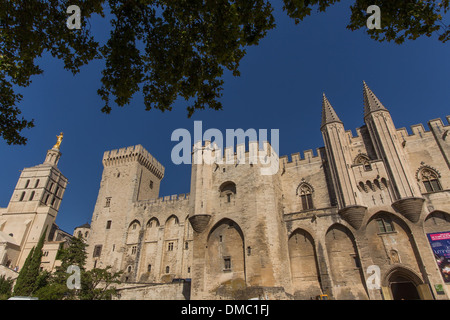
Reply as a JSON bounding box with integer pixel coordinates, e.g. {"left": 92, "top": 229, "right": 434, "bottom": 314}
{"left": 1, "top": 2, "right": 449, "bottom": 234}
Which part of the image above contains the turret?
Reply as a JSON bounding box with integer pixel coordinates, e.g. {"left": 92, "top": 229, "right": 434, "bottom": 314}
{"left": 188, "top": 140, "right": 213, "bottom": 233}
{"left": 363, "top": 82, "right": 424, "bottom": 222}
{"left": 321, "top": 94, "right": 367, "bottom": 229}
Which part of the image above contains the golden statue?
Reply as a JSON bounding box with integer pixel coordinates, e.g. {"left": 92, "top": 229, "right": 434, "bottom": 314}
{"left": 53, "top": 132, "right": 64, "bottom": 149}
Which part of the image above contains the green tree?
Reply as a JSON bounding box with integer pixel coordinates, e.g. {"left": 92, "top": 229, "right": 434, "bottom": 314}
{"left": 80, "top": 266, "right": 122, "bottom": 300}
{"left": 12, "top": 226, "right": 48, "bottom": 296}
{"left": 1, "top": 1, "right": 448, "bottom": 145}
{"left": 12, "top": 247, "right": 34, "bottom": 296}
{"left": 0, "top": 275, "right": 14, "bottom": 300}
{"left": 34, "top": 235, "right": 122, "bottom": 300}
{"left": 56, "top": 235, "right": 88, "bottom": 271}
{"left": 36, "top": 235, "right": 89, "bottom": 300}
{"left": 283, "top": 0, "right": 450, "bottom": 44}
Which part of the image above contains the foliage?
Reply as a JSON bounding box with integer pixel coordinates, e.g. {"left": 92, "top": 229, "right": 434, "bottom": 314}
{"left": 12, "top": 226, "right": 48, "bottom": 296}
{"left": 0, "top": 0, "right": 104, "bottom": 145}
{"left": 56, "top": 235, "right": 88, "bottom": 271}
{"left": 283, "top": 0, "right": 450, "bottom": 44}
{"left": 12, "top": 247, "right": 34, "bottom": 296}
{"left": 0, "top": 275, "right": 14, "bottom": 300}
{"left": 79, "top": 266, "right": 122, "bottom": 300}
{"left": 1, "top": 1, "right": 448, "bottom": 145}
{"left": 34, "top": 235, "right": 122, "bottom": 300}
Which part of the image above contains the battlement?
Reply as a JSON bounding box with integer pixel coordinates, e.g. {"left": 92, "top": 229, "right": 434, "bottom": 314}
{"left": 279, "top": 147, "right": 324, "bottom": 169}
{"left": 193, "top": 140, "right": 279, "bottom": 165}
{"left": 135, "top": 193, "right": 190, "bottom": 207}
{"left": 428, "top": 116, "right": 450, "bottom": 130}
{"left": 395, "top": 116, "right": 450, "bottom": 141}
{"left": 103, "top": 144, "right": 165, "bottom": 179}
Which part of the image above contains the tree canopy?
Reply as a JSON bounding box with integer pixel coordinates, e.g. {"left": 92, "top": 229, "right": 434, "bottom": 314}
{"left": 1, "top": 0, "right": 448, "bottom": 145}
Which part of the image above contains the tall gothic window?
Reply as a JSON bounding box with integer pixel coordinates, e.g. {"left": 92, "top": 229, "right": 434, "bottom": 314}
{"left": 421, "top": 168, "right": 442, "bottom": 193}
{"left": 298, "top": 183, "right": 314, "bottom": 210}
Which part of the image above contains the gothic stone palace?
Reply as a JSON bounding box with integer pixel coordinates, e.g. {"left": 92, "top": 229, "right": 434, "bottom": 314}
{"left": 81, "top": 82, "right": 450, "bottom": 300}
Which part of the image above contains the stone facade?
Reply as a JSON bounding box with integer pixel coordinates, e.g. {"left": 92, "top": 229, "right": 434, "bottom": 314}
{"left": 86, "top": 82, "right": 450, "bottom": 300}
{"left": 0, "top": 146, "right": 70, "bottom": 274}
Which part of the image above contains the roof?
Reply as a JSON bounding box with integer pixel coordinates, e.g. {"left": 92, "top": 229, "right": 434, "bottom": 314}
{"left": 74, "top": 223, "right": 90, "bottom": 230}
{"left": 363, "top": 81, "right": 387, "bottom": 117}
{"left": 321, "top": 93, "right": 343, "bottom": 128}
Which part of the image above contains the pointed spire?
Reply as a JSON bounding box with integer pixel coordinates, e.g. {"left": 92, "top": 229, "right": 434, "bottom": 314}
{"left": 321, "top": 93, "right": 342, "bottom": 129}
{"left": 363, "top": 81, "right": 387, "bottom": 117}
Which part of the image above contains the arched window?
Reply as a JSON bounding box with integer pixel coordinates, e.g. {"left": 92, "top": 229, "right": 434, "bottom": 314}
{"left": 298, "top": 183, "right": 314, "bottom": 210}
{"left": 29, "top": 191, "right": 35, "bottom": 201}
{"left": 219, "top": 181, "right": 236, "bottom": 202}
{"left": 354, "top": 154, "right": 372, "bottom": 171}
{"left": 420, "top": 168, "right": 442, "bottom": 193}
{"left": 19, "top": 192, "right": 26, "bottom": 201}
{"left": 24, "top": 180, "right": 30, "bottom": 188}
{"left": 165, "top": 266, "right": 170, "bottom": 274}
{"left": 359, "top": 182, "right": 367, "bottom": 193}
{"left": 374, "top": 179, "right": 381, "bottom": 190}
{"left": 34, "top": 179, "right": 40, "bottom": 188}
{"left": 147, "top": 218, "right": 160, "bottom": 228}
{"left": 381, "top": 178, "right": 388, "bottom": 189}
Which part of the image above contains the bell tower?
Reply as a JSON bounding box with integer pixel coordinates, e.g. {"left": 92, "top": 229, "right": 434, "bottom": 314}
{"left": 0, "top": 133, "right": 68, "bottom": 268}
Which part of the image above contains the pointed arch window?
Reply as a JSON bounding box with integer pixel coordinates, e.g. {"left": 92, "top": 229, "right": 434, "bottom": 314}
{"left": 298, "top": 183, "right": 314, "bottom": 210}
{"left": 420, "top": 168, "right": 442, "bottom": 193}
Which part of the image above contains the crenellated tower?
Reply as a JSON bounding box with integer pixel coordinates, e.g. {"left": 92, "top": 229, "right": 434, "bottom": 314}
{"left": 86, "top": 145, "right": 165, "bottom": 271}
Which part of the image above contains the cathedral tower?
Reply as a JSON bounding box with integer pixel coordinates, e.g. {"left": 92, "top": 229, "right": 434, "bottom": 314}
{"left": 0, "top": 133, "right": 68, "bottom": 268}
